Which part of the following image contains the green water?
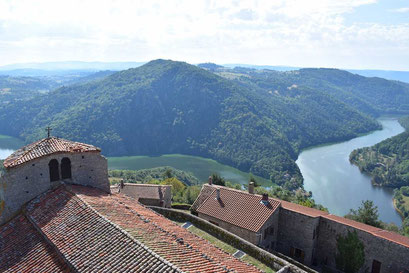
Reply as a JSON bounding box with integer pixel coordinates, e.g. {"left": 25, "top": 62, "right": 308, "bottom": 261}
{"left": 108, "top": 154, "right": 272, "bottom": 186}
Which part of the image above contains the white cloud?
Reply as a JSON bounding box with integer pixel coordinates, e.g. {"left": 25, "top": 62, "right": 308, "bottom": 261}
{"left": 0, "top": 0, "right": 408, "bottom": 70}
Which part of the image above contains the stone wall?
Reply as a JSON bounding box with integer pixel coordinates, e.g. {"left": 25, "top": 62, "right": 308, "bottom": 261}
{"left": 276, "top": 208, "right": 320, "bottom": 266}
{"left": 198, "top": 212, "right": 262, "bottom": 245}
{"left": 259, "top": 208, "right": 280, "bottom": 250}
{"left": 316, "top": 217, "right": 409, "bottom": 273}
{"left": 150, "top": 206, "right": 317, "bottom": 273}
{"left": 0, "top": 151, "right": 109, "bottom": 225}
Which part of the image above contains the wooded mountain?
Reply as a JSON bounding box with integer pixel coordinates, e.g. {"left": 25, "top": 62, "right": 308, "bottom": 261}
{"left": 216, "top": 66, "right": 409, "bottom": 116}
{"left": 0, "top": 60, "right": 397, "bottom": 189}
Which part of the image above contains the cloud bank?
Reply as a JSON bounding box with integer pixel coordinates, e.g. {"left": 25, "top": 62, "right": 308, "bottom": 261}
{"left": 0, "top": 0, "right": 408, "bottom": 70}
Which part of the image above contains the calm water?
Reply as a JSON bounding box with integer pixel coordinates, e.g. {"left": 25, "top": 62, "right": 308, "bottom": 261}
{"left": 108, "top": 154, "right": 272, "bottom": 186}
{"left": 297, "top": 118, "right": 404, "bottom": 225}
{"left": 0, "top": 135, "right": 23, "bottom": 160}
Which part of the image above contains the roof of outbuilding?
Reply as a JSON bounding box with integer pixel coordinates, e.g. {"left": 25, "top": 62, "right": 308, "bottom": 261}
{"left": 195, "top": 185, "right": 281, "bottom": 233}
{"left": 3, "top": 137, "right": 100, "bottom": 169}
{"left": 120, "top": 183, "right": 171, "bottom": 200}
{"left": 193, "top": 185, "right": 409, "bottom": 249}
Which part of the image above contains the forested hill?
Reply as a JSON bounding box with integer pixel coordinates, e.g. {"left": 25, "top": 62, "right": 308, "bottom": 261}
{"left": 217, "top": 67, "right": 409, "bottom": 116}
{"left": 350, "top": 116, "right": 409, "bottom": 188}
{"left": 0, "top": 60, "right": 381, "bottom": 189}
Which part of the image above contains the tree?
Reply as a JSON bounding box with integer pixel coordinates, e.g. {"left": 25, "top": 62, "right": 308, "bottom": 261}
{"left": 161, "top": 177, "right": 186, "bottom": 194}
{"left": 345, "top": 200, "right": 381, "bottom": 228}
{"left": 211, "top": 173, "right": 226, "bottom": 186}
{"left": 163, "top": 168, "right": 173, "bottom": 179}
{"left": 335, "top": 231, "right": 365, "bottom": 273}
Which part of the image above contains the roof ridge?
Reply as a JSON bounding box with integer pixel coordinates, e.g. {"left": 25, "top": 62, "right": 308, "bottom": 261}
{"left": 5, "top": 138, "right": 47, "bottom": 168}
{"left": 67, "top": 186, "right": 184, "bottom": 273}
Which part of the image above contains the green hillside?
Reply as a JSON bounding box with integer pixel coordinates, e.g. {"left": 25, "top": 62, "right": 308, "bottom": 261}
{"left": 350, "top": 116, "right": 409, "bottom": 188}
{"left": 220, "top": 67, "right": 409, "bottom": 116}
{"left": 0, "top": 60, "right": 382, "bottom": 189}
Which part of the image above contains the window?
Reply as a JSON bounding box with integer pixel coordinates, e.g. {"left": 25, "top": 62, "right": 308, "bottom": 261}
{"left": 49, "top": 159, "right": 60, "bottom": 182}
{"left": 290, "top": 247, "right": 305, "bottom": 263}
{"left": 371, "top": 260, "right": 381, "bottom": 273}
{"left": 61, "top": 157, "right": 72, "bottom": 179}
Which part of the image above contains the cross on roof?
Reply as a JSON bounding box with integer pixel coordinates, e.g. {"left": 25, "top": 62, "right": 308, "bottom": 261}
{"left": 46, "top": 127, "right": 52, "bottom": 138}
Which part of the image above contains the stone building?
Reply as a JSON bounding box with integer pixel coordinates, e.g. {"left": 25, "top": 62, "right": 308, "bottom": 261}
{"left": 0, "top": 137, "right": 109, "bottom": 226}
{"left": 0, "top": 137, "right": 274, "bottom": 272}
{"left": 118, "top": 183, "right": 172, "bottom": 207}
{"left": 192, "top": 183, "right": 409, "bottom": 273}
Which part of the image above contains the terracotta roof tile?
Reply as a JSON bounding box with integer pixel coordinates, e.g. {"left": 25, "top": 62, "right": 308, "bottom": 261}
{"left": 71, "top": 184, "right": 263, "bottom": 273}
{"left": 3, "top": 137, "right": 100, "bottom": 169}
{"left": 25, "top": 186, "right": 181, "bottom": 273}
{"left": 0, "top": 214, "right": 71, "bottom": 273}
{"left": 196, "top": 186, "right": 281, "bottom": 233}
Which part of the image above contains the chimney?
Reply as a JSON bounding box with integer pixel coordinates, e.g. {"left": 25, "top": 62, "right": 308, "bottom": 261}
{"left": 248, "top": 182, "right": 255, "bottom": 194}
{"left": 208, "top": 176, "right": 213, "bottom": 185}
{"left": 216, "top": 188, "right": 221, "bottom": 200}
{"left": 262, "top": 193, "right": 268, "bottom": 201}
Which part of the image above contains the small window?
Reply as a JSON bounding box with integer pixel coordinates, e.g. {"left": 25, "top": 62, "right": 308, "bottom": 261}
{"left": 209, "top": 220, "right": 219, "bottom": 226}
{"left": 49, "top": 159, "right": 60, "bottom": 182}
{"left": 371, "top": 260, "right": 381, "bottom": 273}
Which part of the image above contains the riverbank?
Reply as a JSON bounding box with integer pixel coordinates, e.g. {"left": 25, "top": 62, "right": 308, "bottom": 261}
{"left": 297, "top": 118, "right": 404, "bottom": 225}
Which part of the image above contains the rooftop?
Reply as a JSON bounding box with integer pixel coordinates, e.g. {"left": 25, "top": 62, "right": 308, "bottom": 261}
{"left": 1, "top": 184, "right": 263, "bottom": 272}
{"left": 3, "top": 137, "right": 100, "bottom": 169}
{"left": 195, "top": 185, "right": 281, "bottom": 233}
{"left": 120, "top": 183, "right": 170, "bottom": 200}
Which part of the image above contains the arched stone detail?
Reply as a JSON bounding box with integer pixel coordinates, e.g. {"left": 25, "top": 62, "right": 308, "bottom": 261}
{"left": 48, "top": 159, "right": 60, "bottom": 182}
{"left": 61, "top": 157, "right": 72, "bottom": 179}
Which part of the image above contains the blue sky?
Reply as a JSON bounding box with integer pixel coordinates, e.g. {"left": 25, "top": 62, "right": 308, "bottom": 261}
{"left": 0, "top": 0, "right": 408, "bottom": 70}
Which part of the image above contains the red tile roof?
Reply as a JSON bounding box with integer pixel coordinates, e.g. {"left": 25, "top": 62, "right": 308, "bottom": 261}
{"left": 71, "top": 184, "right": 263, "bottom": 273}
{"left": 3, "top": 137, "right": 100, "bottom": 169}
{"left": 0, "top": 214, "right": 70, "bottom": 273}
{"left": 25, "top": 186, "right": 180, "bottom": 273}
{"left": 280, "top": 200, "right": 329, "bottom": 217}
{"left": 195, "top": 185, "right": 281, "bottom": 233}
{"left": 323, "top": 214, "right": 409, "bottom": 248}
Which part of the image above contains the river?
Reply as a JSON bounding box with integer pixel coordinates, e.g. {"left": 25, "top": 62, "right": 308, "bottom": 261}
{"left": 296, "top": 118, "right": 404, "bottom": 226}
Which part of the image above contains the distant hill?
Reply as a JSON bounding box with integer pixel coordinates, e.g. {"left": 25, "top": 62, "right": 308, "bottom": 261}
{"left": 222, "top": 67, "right": 409, "bottom": 116}
{"left": 0, "top": 60, "right": 382, "bottom": 190}
{"left": 0, "top": 71, "right": 117, "bottom": 103}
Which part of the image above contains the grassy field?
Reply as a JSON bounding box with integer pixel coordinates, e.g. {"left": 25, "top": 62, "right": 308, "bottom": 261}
{"left": 108, "top": 154, "right": 273, "bottom": 187}
{"left": 173, "top": 220, "right": 275, "bottom": 273}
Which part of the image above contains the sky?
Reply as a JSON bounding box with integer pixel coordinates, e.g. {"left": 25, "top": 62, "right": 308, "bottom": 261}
{"left": 0, "top": 0, "right": 408, "bottom": 70}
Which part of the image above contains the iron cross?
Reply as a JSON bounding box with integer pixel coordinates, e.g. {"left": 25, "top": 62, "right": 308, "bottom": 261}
{"left": 46, "top": 127, "right": 52, "bottom": 138}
